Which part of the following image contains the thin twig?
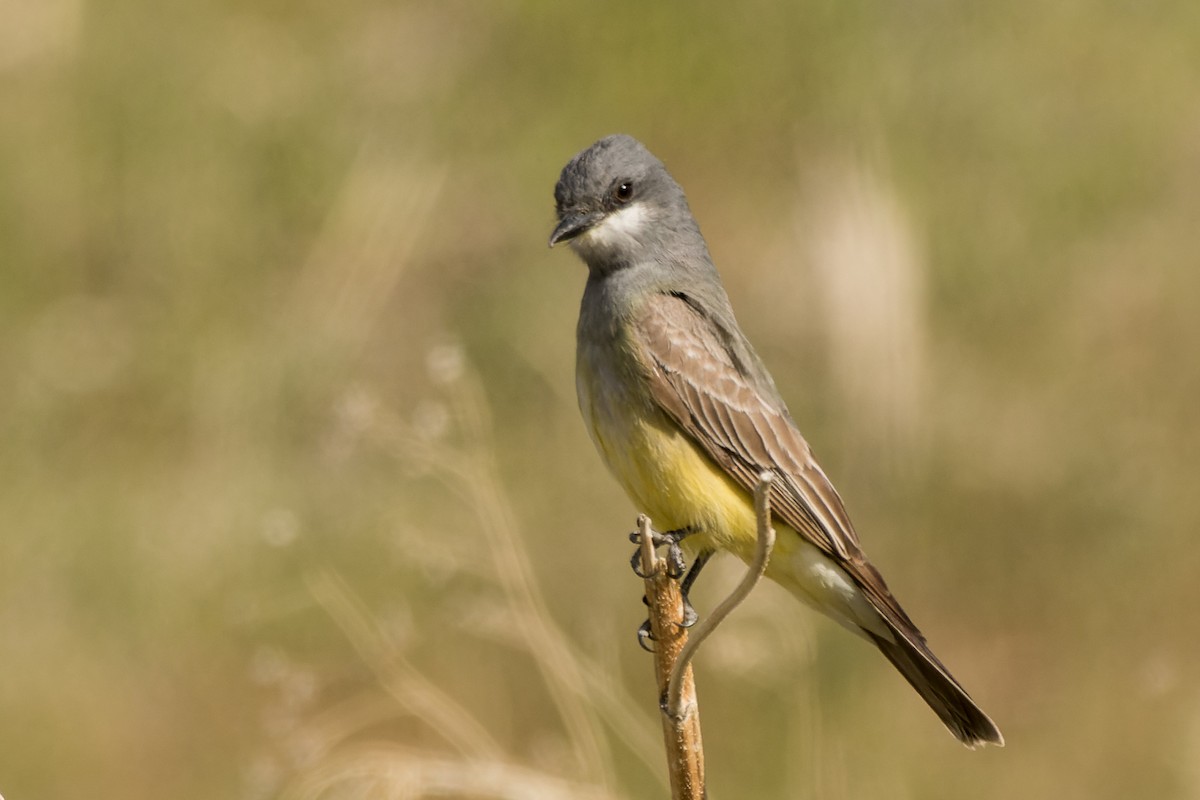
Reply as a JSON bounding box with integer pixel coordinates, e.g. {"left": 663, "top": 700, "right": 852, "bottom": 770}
{"left": 638, "top": 515, "right": 705, "bottom": 800}
{"left": 638, "top": 513, "right": 659, "bottom": 576}
{"left": 666, "top": 472, "right": 777, "bottom": 719}
{"left": 637, "top": 474, "right": 778, "bottom": 797}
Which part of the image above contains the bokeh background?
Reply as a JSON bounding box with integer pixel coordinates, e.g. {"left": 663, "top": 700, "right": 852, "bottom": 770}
{"left": 4, "top": 1, "right": 1200, "bottom": 798}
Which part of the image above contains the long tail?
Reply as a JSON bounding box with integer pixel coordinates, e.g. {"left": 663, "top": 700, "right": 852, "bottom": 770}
{"left": 865, "top": 621, "right": 1004, "bottom": 748}
{"left": 768, "top": 539, "right": 1003, "bottom": 745}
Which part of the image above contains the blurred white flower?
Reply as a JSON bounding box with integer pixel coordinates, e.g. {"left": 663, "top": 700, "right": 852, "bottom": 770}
{"left": 249, "top": 645, "right": 290, "bottom": 686}
{"left": 426, "top": 342, "right": 465, "bottom": 385}
{"left": 261, "top": 508, "right": 300, "bottom": 548}
{"left": 335, "top": 383, "right": 380, "bottom": 435}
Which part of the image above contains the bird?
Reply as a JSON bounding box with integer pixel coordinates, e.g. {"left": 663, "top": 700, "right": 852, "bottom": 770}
{"left": 549, "top": 133, "right": 1003, "bottom": 747}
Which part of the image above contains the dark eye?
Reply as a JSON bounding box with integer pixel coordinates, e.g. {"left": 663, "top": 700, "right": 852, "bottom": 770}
{"left": 613, "top": 181, "right": 634, "bottom": 203}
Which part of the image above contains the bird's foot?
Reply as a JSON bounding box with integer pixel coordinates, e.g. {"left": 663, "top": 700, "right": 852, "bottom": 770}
{"left": 630, "top": 531, "right": 707, "bottom": 646}
{"left": 628, "top": 526, "right": 695, "bottom": 579}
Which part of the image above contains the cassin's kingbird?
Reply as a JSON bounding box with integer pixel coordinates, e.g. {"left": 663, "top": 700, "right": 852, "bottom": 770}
{"left": 550, "top": 134, "right": 1002, "bottom": 747}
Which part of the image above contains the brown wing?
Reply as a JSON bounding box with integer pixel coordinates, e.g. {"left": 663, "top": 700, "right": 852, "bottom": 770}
{"left": 633, "top": 292, "right": 916, "bottom": 628}
{"left": 633, "top": 292, "right": 1006, "bottom": 747}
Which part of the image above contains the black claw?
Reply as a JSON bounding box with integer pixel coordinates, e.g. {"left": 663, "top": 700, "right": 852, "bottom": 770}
{"left": 629, "top": 547, "right": 650, "bottom": 578}
{"left": 637, "top": 620, "right": 656, "bottom": 652}
{"left": 679, "top": 596, "right": 699, "bottom": 628}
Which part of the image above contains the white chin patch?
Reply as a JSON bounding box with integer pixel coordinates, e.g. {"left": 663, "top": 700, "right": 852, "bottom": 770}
{"left": 577, "top": 203, "right": 650, "bottom": 251}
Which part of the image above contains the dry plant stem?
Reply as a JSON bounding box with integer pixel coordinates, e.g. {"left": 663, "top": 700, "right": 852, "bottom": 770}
{"left": 307, "top": 570, "right": 504, "bottom": 761}
{"left": 666, "top": 472, "right": 777, "bottom": 719}
{"left": 638, "top": 514, "right": 705, "bottom": 800}
{"left": 391, "top": 372, "right": 614, "bottom": 785}
{"left": 288, "top": 745, "right": 625, "bottom": 800}
{"left": 390, "top": 373, "right": 665, "bottom": 788}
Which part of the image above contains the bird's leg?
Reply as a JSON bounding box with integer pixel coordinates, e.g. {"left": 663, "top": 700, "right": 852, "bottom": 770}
{"left": 629, "top": 526, "right": 702, "bottom": 644}
{"left": 680, "top": 547, "right": 712, "bottom": 597}
{"left": 678, "top": 548, "right": 714, "bottom": 629}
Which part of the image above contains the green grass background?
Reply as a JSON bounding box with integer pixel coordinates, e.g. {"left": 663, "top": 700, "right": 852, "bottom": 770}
{"left": 4, "top": 1, "right": 1200, "bottom": 797}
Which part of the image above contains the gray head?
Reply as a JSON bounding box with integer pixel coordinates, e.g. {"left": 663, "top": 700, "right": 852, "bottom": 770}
{"left": 548, "top": 135, "right": 711, "bottom": 275}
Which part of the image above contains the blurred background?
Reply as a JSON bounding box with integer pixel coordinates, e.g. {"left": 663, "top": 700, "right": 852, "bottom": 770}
{"left": 3, "top": 1, "right": 1200, "bottom": 798}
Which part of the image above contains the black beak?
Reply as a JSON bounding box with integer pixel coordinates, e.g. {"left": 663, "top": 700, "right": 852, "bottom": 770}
{"left": 548, "top": 210, "right": 603, "bottom": 247}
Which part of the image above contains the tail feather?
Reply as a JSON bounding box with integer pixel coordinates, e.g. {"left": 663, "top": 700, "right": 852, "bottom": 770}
{"left": 867, "top": 624, "right": 1004, "bottom": 748}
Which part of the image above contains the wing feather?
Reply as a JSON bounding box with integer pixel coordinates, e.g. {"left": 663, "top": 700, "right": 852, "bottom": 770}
{"left": 632, "top": 292, "right": 924, "bottom": 622}
{"left": 630, "top": 292, "right": 1001, "bottom": 745}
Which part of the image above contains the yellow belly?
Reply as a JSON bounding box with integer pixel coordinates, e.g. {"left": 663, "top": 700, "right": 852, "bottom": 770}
{"left": 580, "top": 373, "right": 757, "bottom": 558}
{"left": 578, "top": 361, "right": 886, "bottom": 639}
